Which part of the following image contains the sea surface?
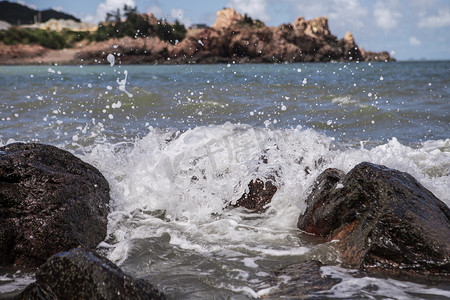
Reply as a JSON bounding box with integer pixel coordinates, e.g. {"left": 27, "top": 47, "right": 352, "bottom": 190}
{"left": 0, "top": 61, "right": 449, "bottom": 299}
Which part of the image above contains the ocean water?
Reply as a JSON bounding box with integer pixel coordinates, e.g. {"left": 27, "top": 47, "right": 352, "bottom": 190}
{"left": 0, "top": 61, "right": 449, "bottom": 299}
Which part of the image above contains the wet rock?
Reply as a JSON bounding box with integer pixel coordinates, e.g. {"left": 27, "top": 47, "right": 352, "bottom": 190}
{"left": 232, "top": 179, "right": 277, "bottom": 211}
{"left": 0, "top": 143, "right": 110, "bottom": 267}
{"left": 269, "top": 261, "right": 341, "bottom": 298}
{"left": 16, "top": 248, "right": 166, "bottom": 300}
{"left": 298, "top": 162, "right": 450, "bottom": 278}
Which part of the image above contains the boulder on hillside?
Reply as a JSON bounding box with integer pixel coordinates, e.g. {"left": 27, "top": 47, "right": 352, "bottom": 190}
{"left": 16, "top": 248, "right": 166, "bottom": 300}
{"left": 297, "top": 162, "right": 450, "bottom": 278}
{"left": 0, "top": 143, "right": 110, "bottom": 267}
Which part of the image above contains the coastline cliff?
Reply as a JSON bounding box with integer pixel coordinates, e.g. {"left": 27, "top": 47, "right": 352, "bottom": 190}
{"left": 0, "top": 8, "right": 394, "bottom": 65}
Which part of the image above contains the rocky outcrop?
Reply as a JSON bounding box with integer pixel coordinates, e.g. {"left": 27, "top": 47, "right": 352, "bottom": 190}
{"left": 337, "top": 31, "right": 363, "bottom": 61}
{"left": 360, "top": 48, "right": 393, "bottom": 62}
{"left": 297, "top": 162, "right": 450, "bottom": 278}
{"left": 232, "top": 178, "right": 277, "bottom": 211}
{"left": 0, "top": 8, "right": 394, "bottom": 65}
{"left": 0, "top": 143, "right": 110, "bottom": 267}
{"left": 16, "top": 248, "right": 166, "bottom": 300}
{"left": 211, "top": 8, "right": 245, "bottom": 30}
{"left": 269, "top": 261, "right": 341, "bottom": 297}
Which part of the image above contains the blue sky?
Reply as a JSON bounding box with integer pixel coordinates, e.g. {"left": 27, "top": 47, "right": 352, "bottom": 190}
{"left": 13, "top": 0, "right": 450, "bottom": 60}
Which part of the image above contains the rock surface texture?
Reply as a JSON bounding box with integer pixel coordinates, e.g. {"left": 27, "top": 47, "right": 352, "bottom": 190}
{"left": 297, "top": 162, "right": 450, "bottom": 278}
{"left": 270, "top": 261, "right": 341, "bottom": 298}
{"left": 16, "top": 248, "right": 166, "bottom": 300}
{"left": 0, "top": 143, "right": 110, "bottom": 267}
{"left": 232, "top": 178, "right": 277, "bottom": 211}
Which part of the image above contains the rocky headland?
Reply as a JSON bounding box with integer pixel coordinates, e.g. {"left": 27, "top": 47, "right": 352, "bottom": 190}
{"left": 0, "top": 8, "right": 394, "bottom": 65}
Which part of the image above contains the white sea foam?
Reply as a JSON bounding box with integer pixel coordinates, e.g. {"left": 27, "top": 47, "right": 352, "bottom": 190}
{"left": 331, "top": 96, "right": 365, "bottom": 107}
{"left": 81, "top": 125, "right": 450, "bottom": 264}
{"left": 320, "top": 266, "right": 450, "bottom": 299}
{"left": 0, "top": 271, "right": 35, "bottom": 294}
{"left": 78, "top": 124, "right": 449, "bottom": 297}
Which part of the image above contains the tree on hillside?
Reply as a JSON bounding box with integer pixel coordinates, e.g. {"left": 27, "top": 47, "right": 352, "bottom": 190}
{"left": 94, "top": 5, "right": 186, "bottom": 44}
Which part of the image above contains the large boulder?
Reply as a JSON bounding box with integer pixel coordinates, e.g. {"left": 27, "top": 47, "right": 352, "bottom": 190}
{"left": 16, "top": 248, "right": 166, "bottom": 300}
{"left": 297, "top": 162, "right": 450, "bottom": 278}
{"left": 0, "top": 143, "right": 110, "bottom": 267}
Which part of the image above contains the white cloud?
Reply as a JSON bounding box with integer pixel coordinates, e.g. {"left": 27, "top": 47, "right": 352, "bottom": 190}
{"left": 418, "top": 8, "right": 450, "bottom": 28}
{"left": 328, "top": 0, "right": 368, "bottom": 29}
{"left": 169, "top": 8, "right": 192, "bottom": 27}
{"left": 86, "top": 0, "right": 136, "bottom": 23}
{"left": 373, "top": 1, "right": 402, "bottom": 30}
{"left": 227, "top": 0, "right": 271, "bottom": 23}
{"left": 409, "top": 36, "right": 421, "bottom": 46}
{"left": 288, "top": 0, "right": 368, "bottom": 30}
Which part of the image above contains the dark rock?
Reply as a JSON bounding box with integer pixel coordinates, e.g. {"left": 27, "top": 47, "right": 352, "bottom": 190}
{"left": 232, "top": 178, "right": 277, "bottom": 211}
{"left": 269, "top": 261, "right": 341, "bottom": 298}
{"left": 298, "top": 162, "right": 450, "bottom": 278}
{"left": 0, "top": 143, "right": 110, "bottom": 267}
{"left": 16, "top": 248, "right": 166, "bottom": 300}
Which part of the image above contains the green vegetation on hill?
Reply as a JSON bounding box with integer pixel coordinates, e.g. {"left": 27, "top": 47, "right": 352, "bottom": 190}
{"left": 0, "top": 27, "right": 90, "bottom": 49}
{"left": 93, "top": 5, "right": 186, "bottom": 44}
{"left": 0, "top": 4, "right": 187, "bottom": 49}
{"left": 238, "top": 13, "right": 264, "bottom": 28}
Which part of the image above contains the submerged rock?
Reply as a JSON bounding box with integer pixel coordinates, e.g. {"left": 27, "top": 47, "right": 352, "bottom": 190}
{"left": 232, "top": 178, "right": 277, "bottom": 211}
{"left": 16, "top": 248, "right": 166, "bottom": 300}
{"left": 297, "top": 162, "right": 450, "bottom": 278}
{"left": 269, "top": 261, "right": 341, "bottom": 298}
{"left": 0, "top": 143, "right": 110, "bottom": 267}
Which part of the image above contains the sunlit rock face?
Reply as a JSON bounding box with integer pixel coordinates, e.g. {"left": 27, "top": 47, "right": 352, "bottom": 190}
{"left": 211, "top": 8, "right": 245, "bottom": 30}
{"left": 298, "top": 162, "right": 450, "bottom": 279}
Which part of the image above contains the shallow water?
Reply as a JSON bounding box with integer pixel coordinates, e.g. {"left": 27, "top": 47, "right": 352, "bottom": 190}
{"left": 1, "top": 61, "right": 449, "bottom": 299}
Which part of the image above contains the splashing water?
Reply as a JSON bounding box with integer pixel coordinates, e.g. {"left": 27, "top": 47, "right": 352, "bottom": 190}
{"left": 0, "top": 62, "right": 449, "bottom": 299}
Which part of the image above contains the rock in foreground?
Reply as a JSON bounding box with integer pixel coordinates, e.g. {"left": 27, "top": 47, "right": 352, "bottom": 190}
{"left": 269, "top": 261, "right": 341, "bottom": 298}
{"left": 0, "top": 143, "right": 110, "bottom": 267}
{"left": 16, "top": 248, "right": 166, "bottom": 300}
{"left": 298, "top": 162, "right": 450, "bottom": 278}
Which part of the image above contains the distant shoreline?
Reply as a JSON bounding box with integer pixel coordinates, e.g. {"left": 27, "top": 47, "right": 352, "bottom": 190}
{"left": 0, "top": 8, "right": 397, "bottom": 66}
